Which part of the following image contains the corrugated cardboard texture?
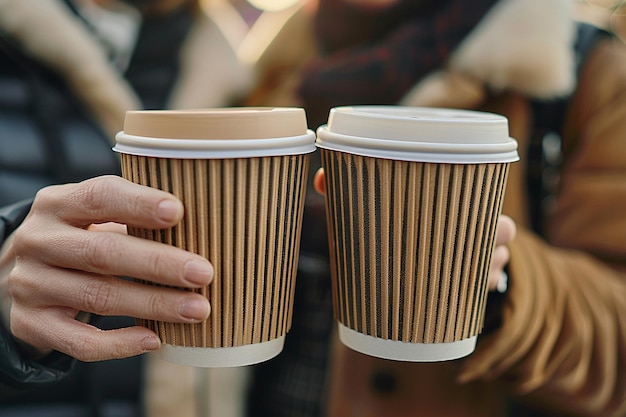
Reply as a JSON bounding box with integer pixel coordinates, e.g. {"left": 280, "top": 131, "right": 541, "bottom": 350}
{"left": 321, "top": 149, "right": 509, "bottom": 344}
{"left": 121, "top": 153, "right": 310, "bottom": 348}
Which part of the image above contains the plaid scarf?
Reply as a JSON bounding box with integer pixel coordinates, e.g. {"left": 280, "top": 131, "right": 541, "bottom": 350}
{"left": 298, "top": 0, "right": 501, "bottom": 128}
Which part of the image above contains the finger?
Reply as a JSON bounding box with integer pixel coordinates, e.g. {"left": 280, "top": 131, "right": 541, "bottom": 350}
{"left": 10, "top": 267, "right": 210, "bottom": 323}
{"left": 33, "top": 176, "right": 184, "bottom": 230}
{"left": 12, "top": 227, "right": 213, "bottom": 289}
{"left": 12, "top": 307, "right": 161, "bottom": 362}
{"left": 487, "top": 270, "right": 508, "bottom": 293}
{"left": 313, "top": 168, "right": 325, "bottom": 196}
{"left": 488, "top": 270, "right": 503, "bottom": 291}
{"left": 488, "top": 245, "right": 510, "bottom": 290}
{"left": 495, "top": 215, "right": 516, "bottom": 245}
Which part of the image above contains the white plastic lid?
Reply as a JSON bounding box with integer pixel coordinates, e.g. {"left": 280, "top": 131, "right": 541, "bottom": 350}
{"left": 316, "top": 106, "right": 519, "bottom": 164}
{"left": 113, "top": 108, "right": 316, "bottom": 159}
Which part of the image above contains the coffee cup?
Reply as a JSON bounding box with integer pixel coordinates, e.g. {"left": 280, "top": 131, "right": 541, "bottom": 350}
{"left": 114, "top": 107, "right": 316, "bottom": 367}
{"left": 316, "top": 106, "right": 518, "bottom": 362}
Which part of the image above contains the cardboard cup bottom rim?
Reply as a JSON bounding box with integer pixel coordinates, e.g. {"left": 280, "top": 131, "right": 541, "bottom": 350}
{"left": 155, "top": 335, "right": 286, "bottom": 368}
{"left": 338, "top": 323, "right": 477, "bottom": 362}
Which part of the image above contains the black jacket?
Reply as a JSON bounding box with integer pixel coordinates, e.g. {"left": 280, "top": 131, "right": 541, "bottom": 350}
{"left": 0, "top": 1, "right": 193, "bottom": 414}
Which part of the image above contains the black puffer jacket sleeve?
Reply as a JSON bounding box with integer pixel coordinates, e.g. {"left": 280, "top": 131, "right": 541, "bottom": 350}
{"left": 0, "top": 200, "right": 76, "bottom": 398}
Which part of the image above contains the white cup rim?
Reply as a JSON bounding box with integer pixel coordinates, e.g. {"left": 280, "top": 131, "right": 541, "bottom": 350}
{"left": 114, "top": 130, "right": 317, "bottom": 159}
{"left": 315, "top": 106, "right": 519, "bottom": 164}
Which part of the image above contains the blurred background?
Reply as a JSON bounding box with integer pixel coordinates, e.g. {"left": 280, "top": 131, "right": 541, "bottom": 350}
{"left": 0, "top": 0, "right": 624, "bottom": 417}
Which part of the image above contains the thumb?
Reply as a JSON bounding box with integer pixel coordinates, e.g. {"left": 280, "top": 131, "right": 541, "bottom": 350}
{"left": 313, "top": 168, "right": 326, "bottom": 196}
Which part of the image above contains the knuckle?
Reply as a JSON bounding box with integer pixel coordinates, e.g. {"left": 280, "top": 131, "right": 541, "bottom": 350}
{"left": 145, "top": 250, "right": 174, "bottom": 281}
{"left": 11, "top": 222, "right": 41, "bottom": 255}
{"left": 139, "top": 286, "right": 182, "bottom": 322}
{"left": 9, "top": 308, "right": 52, "bottom": 357}
{"left": 81, "top": 176, "right": 147, "bottom": 220}
{"left": 68, "top": 332, "right": 130, "bottom": 362}
{"left": 138, "top": 248, "right": 182, "bottom": 287}
{"left": 80, "top": 278, "right": 116, "bottom": 314}
{"left": 106, "top": 342, "right": 132, "bottom": 361}
{"left": 66, "top": 334, "right": 101, "bottom": 362}
{"left": 79, "top": 233, "right": 119, "bottom": 272}
{"left": 6, "top": 273, "right": 25, "bottom": 304}
{"left": 143, "top": 289, "right": 169, "bottom": 320}
{"left": 32, "top": 184, "right": 63, "bottom": 209}
{"left": 7, "top": 265, "right": 37, "bottom": 304}
{"left": 79, "top": 177, "right": 118, "bottom": 213}
{"left": 9, "top": 308, "right": 32, "bottom": 344}
{"left": 147, "top": 291, "right": 171, "bottom": 317}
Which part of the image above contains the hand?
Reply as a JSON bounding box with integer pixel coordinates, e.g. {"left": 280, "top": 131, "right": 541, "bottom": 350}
{"left": 313, "top": 168, "right": 516, "bottom": 291}
{"left": 1, "top": 176, "right": 213, "bottom": 362}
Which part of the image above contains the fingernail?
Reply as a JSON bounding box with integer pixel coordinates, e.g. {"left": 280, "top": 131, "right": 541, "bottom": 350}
{"left": 179, "top": 297, "right": 210, "bottom": 321}
{"left": 157, "top": 199, "right": 182, "bottom": 222}
{"left": 141, "top": 335, "right": 161, "bottom": 351}
{"left": 183, "top": 260, "right": 213, "bottom": 286}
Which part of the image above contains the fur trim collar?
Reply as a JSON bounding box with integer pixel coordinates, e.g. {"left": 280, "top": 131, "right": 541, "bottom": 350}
{"left": 402, "top": 0, "right": 577, "bottom": 108}
{"left": 0, "top": 0, "right": 251, "bottom": 140}
{"left": 0, "top": 0, "right": 141, "bottom": 139}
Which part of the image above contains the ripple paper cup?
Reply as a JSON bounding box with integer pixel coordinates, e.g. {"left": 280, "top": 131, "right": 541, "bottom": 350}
{"left": 316, "top": 106, "right": 519, "bottom": 362}
{"left": 113, "top": 108, "right": 315, "bottom": 367}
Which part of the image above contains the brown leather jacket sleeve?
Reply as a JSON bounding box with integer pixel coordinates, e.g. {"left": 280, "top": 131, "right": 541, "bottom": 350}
{"left": 459, "top": 38, "right": 626, "bottom": 417}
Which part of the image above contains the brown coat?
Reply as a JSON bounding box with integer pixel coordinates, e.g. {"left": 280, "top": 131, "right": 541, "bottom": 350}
{"left": 325, "top": 36, "right": 626, "bottom": 417}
